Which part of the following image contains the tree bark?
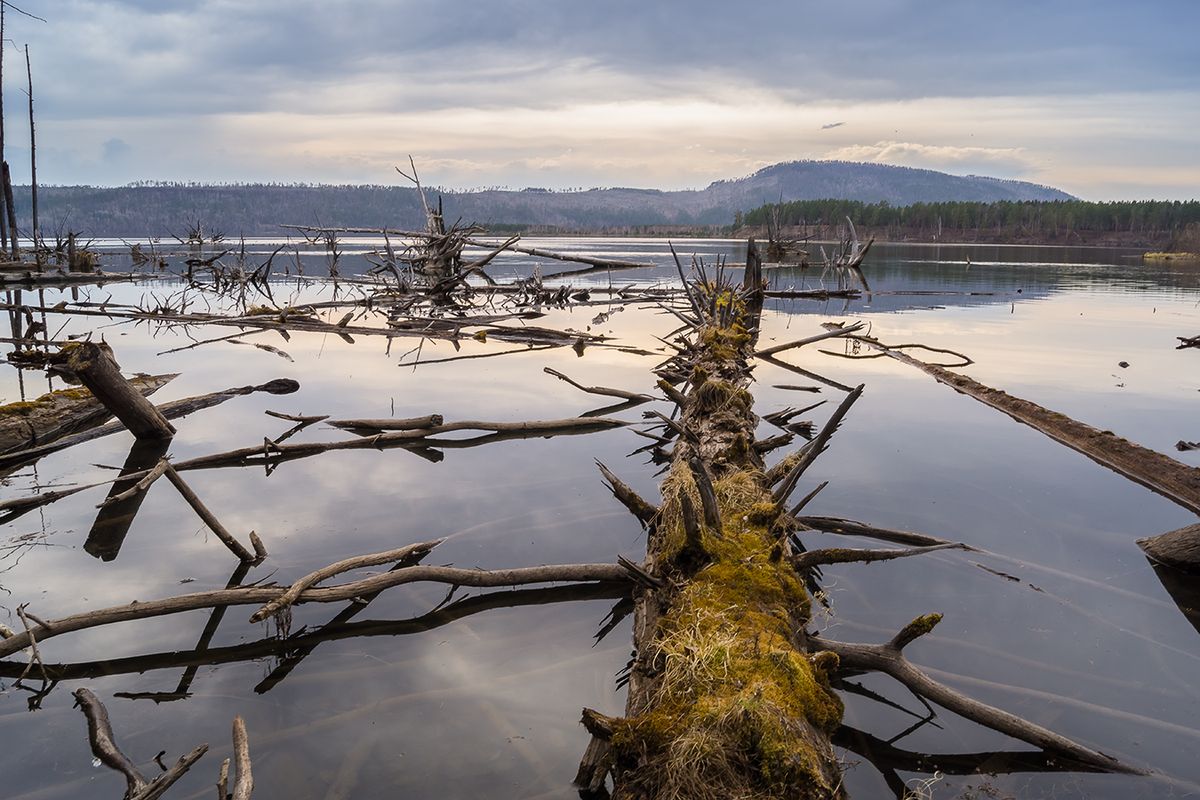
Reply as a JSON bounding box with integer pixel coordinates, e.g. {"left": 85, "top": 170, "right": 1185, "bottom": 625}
{"left": 588, "top": 269, "right": 846, "bottom": 799}
{"left": 56, "top": 342, "right": 176, "bottom": 440}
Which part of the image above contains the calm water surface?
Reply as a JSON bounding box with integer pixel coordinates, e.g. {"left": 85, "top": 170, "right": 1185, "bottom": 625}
{"left": 0, "top": 239, "right": 1197, "bottom": 798}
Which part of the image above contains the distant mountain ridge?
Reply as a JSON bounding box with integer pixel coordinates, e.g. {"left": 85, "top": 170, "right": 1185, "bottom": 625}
{"left": 16, "top": 161, "right": 1076, "bottom": 237}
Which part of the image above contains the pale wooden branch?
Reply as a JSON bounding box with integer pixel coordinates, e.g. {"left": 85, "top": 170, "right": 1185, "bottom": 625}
{"left": 97, "top": 457, "right": 169, "bottom": 508}
{"left": 810, "top": 618, "right": 1142, "bottom": 775}
{"left": 0, "top": 562, "right": 632, "bottom": 659}
{"left": 543, "top": 367, "right": 653, "bottom": 402}
{"left": 249, "top": 539, "right": 443, "bottom": 623}
{"left": 323, "top": 414, "right": 442, "bottom": 435}
{"left": 231, "top": 717, "right": 253, "bottom": 800}
{"left": 793, "top": 542, "right": 968, "bottom": 571}
{"left": 163, "top": 463, "right": 258, "bottom": 562}
{"left": 753, "top": 321, "right": 866, "bottom": 358}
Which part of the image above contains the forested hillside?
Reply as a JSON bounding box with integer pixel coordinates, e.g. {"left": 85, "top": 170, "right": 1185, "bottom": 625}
{"left": 11, "top": 161, "right": 1076, "bottom": 238}
{"left": 740, "top": 198, "right": 1200, "bottom": 246}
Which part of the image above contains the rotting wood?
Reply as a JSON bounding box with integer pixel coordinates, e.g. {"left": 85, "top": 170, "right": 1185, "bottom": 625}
{"left": 53, "top": 342, "right": 175, "bottom": 440}
{"left": 0, "top": 378, "right": 297, "bottom": 472}
{"left": 575, "top": 242, "right": 1139, "bottom": 798}
{"left": 840, "top": 331, "right": 1200, "bottom": 515}
{"left": 585, "top": 248, "right": 848, "bottom": 799}
{"left": 0, "top": 559, "right": 633, "bottom": 660}
{"left": 1138, "top": 523, "right": 1200, "bottom": 573}
{"left": 73, "top": 687, "right": 210, "bottom": 800}
{"left": 0, "top": 373, "right": 175, "bottom": 455}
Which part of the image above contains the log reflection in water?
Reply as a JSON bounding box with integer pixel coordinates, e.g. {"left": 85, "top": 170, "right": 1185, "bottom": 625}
{"left": 0, "top": 582, "right": 631, "bottom": 685}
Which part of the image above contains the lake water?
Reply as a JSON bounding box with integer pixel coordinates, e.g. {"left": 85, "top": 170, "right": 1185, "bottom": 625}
{"left": 1, "top": 238, "right": 1198, "bottom": 799}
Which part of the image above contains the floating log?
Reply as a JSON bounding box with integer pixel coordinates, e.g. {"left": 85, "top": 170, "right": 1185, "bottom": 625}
{"left": 0, "top": 373, "right": 175, "bottom": 454}
{"left": 0, "top": 378, "right": 297, "bottom": 473}
{"left": 1138, "top": 523, "right": 1200, "bottom": 573}
{"left": 847, "top": 333, "right": 1200, "bottom": 516}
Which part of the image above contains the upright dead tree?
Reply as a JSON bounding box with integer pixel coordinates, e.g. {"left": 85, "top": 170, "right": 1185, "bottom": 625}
{"left": 25, "top": 43, "right": 36, "bottom": 246}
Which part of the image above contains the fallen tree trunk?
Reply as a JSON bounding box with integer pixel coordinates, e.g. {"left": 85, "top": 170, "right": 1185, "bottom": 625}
{"left": 0, "top": 373, "right": 175, "bottom": 454}
{"left": 55, "top": 342, "right": 175, "bottom": 440}
{"left": 0, "top": 378, "right": 297, "bottom": 473}
{"left": 1138, "top": 523, "right": 1200, "bottom": 572}
{"left": 585, "top": 253, "right": 847, "bottom": 799}
{"left": 843, "top": 332, "right": 1200, "bottom": 516}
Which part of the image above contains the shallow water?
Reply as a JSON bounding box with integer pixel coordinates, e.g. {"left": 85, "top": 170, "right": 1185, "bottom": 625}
{"left": 1, "top": 239, "right": 1198, "bottom": 798}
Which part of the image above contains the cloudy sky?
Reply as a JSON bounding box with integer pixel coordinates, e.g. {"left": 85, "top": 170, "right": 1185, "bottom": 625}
{"left": 5, "top": 0, "right": 1198, "bottom": 198}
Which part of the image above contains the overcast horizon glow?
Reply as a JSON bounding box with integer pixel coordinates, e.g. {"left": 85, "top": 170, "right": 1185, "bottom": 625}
{"left": 5, "top": 1, "right": 1197, "bottom": 200}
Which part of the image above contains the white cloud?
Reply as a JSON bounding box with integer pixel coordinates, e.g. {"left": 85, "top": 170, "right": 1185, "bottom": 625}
{"left": 823, "top": 141, "right": 1035, "bottom": 175}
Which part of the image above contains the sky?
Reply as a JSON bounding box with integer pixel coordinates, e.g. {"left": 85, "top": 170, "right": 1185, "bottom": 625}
{"left": 4, "top": 0, "right": 1198, "bottom": 199}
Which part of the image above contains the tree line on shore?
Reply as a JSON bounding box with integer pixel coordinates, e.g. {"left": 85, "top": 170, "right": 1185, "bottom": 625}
{"left": 740, "top": 198, "right": 1200, "bottom": 246}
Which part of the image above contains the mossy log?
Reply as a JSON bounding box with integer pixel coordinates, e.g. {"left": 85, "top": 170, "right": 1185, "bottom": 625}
{"left": 0, "top": 372, "right": 175, "bottom": 453}
{"left": 590, "top": 266, "right": 846, "bottom": 799}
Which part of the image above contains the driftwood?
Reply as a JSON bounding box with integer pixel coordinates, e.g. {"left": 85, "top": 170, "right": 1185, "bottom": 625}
{"left": 809, "top": 618, "right": 1138, "bottom": 774}
{"left": 575, "top": 243, "right": 1137, "bottom": 798}
{"left": 231, "top": 717, "right": 254, "bottom": 800}
{"left": 544, "top": 367, "right": 654, "bottom": 402}
{"left": 162, "top": 463, "right": 262, "bottom": 562}
{"left": 0, "top": 373, "right": 175, "bottom": 454}
{"left": 843, "top": 331, "right": 1200, "bottom": 516}
{"left": 279, "top": 224, "right": 656, "bottom": 272}
{"left": 73, "top": 687, "right": 210, "bottom": 800}
{"left": 0, "top": 583, "right": 631, "bottom": 684}
{"left": 587, "top": 251, "right": 847, "bottom": 799}
{"left": 249, "top": 539, "right": 442, "bottom": 623}
{"left": 54, "top": 342, "right": 175, "bottom": 440}
{"left": 1138, "top": 523, "right": 1200, "bottom": 572}
{"left": 0, "top": 556, "right": 632, "bottom": 660}
{"left": 0, "top": 378, "right": 298, "bottom": 472}
{"left": 323, "top": 414, "right": 442, "bottom": 435}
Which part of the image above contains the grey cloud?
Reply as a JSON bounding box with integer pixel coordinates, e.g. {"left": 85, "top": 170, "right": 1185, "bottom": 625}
{"left": 22, "top": 0, "right": 1200, "bottom": 124}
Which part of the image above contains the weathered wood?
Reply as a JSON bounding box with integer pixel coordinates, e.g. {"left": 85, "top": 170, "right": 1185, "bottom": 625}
{"left": 0, "top": 561, "right": 633, "bottom": 659}
{"left": 72, "top": 687, "right": 146, "bottom": 796}
{"left": 0, "top": 378, "right": 296, "bottom": 472}
{"left": 231, "top": 717, "right": 253, "bottom": 800}
{"left": 56, "top": 342, "right": 175, "bottom": 440}
{"left": 162, "top": 463, "right": 258, "bottom": 562}
{"left": 852, "top": 336, "right": 1200, "bottom": 516}
{"left": 1138, "top": 523, "right": 1200, "bottom": 572}
{"left": 599, "top": 273, "right": 847, "bottom": 799}
{"left": 0, "top": 373, "right": 175, "bottom": 455}
{"left": 809, "top": 620, "right": 1139, "bottom": 774}
{"left": 249, "top": 539, "right": 442, "bottom": 623}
